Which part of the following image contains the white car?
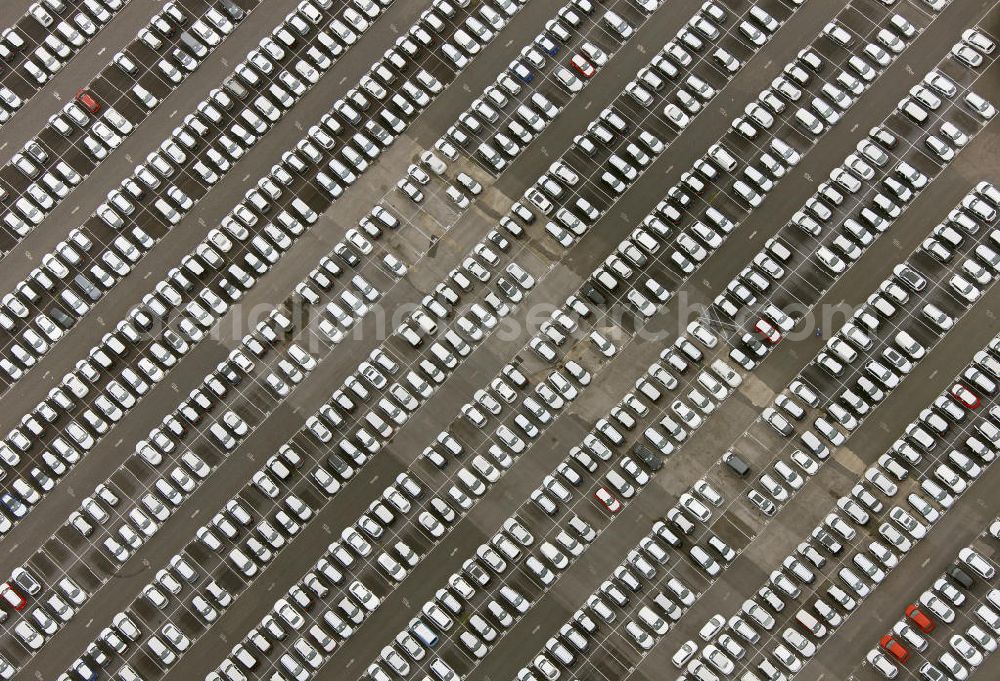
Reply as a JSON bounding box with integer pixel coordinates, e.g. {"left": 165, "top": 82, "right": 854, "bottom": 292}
{"left": 663, "top": 103, "right": 690, "bottom": 129}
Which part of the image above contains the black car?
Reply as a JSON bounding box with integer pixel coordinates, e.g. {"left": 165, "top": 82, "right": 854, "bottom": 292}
{"left": 722, "top": 451, "right": 750, "bottom": 477}
{"left": 582, "top": 283, "right": 607, "bottom": 306}
{"left": 948, "top": 565, "right": 974, "bottom": 589}
{"left": 631, "top": 444, "right": 662, "bottom": 471}
{"left": 50, "top": 307, "right": 76, "bottom": 330}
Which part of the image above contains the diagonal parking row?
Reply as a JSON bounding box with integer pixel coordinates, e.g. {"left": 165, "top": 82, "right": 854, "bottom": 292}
{"left": 706, "top": 62, "right": 995, "bottom": 431}
{"left": 0, "top": 0, "right": 673, "bottom": 675}
{"left": 360, "top": 37, "right": 992, "bottom": 676}
{"left": 0, "top": 0, "right": 828, "bottom": 504}
{"left": 60, "top": 1, "right": 744, "bottom": 676}
{"left": 238, "top": 300, "right": 624, "bottom": 681}
{"left": 403, "top": 0, "right": 671, "bottom": 183}
{"left": 572, "top": 190, "right": 1000, "bottom": 667}
{"left": 168, "top": 0, "right": 904, "bottom": 676}
{"left": 689, "top": 329, "right": 1000, "bottom": 681}
{"left": 0, "top": 0, "right": 133, "bottom": 131}
{"left": 0, "top": 0, "right": 699, "bottom": 651}
{"left": 0, "top": 0, "right": 538, "bottom": 539}
{"left": 860, "top": 528, "right": 1000, "bottom": 681}
{"left": 35, "top": 0, "right": 720, "bottom": 668}
{"left": 0, "top": 0, "right": 257, "bottom": 252}
{"left": 499, "top": 0, "right": 939, "bottom": 292}
{"left": 0, "top": 0, "right": 984, "bottom": 676}
{"left": 505, "top": 174, "right": 1000, "bottom": 681}
{"left": 668, "top": 27, "right": 993, "bottom": 348}
{"left": 23, "top": 195, "right": 548, "bottom": 679}
{"left": 320, "top": 14, "right": 1000, "bottom": 680}
{"left": 0, "top": 2, "right": 992, "bottom": 680}
{"left": 441, "top": 0, "right": 755, "bottom": 177}
{"left": 738, "top": 182, "right": 1000, "bottom": 517}
{"left": 512, "top": 0, "right": 988, "bottom": 476}
{"left": 507, "top": 0, "right": 808, "bottom": 253}
{"left": 0, "top": 0, "right": 392, "bottom": 389}
{"left": 658, "top": 181, "right": 1000, "bottom": 678}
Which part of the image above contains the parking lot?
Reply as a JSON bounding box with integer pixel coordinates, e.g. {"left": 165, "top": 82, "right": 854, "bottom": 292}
{"left": 0, "top": 0, "right": 997, "bottom": 680}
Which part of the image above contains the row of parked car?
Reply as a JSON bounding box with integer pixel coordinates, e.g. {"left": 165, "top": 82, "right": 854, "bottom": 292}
{"left": 217, "top": 470, "right": 429, "bottom": 681}
{"left": 714, "top": 48, "right": 945, "bottom": 369}
{"left": 500, "top": 3, "right": 792, "bottom": 340}
{"left": 5, "top": 90, "right": 132, "bottom": 234}
{"left": 469, "top": 0, "right": 623, "bottom": 173}
{"left": 522, "top": 475, "right": 736, "bottom": 680}
{"left": 708, "top": 331, "right": 1000, "bottom": 681}
{"left": 526, "top": 2, "right": 838, "bottom": 339}
{"left": 366, "top": 515, "right": 547, "bottom": 681}
{"left": 0, "top": 0, "right": 892, "bottom": 664}
{"left": 202, "top": 261, "right": 548, "bottom": 681}
{"left": 58, "top": 294, "right": 429, "bottom": 681}
{"left": 0, "top": 0, "right": 418, "bottom": 535}
{"left": 758, "top": 186, "right": 998, "bottom": 513}
{"left": 721, "top": 115, "right": 986, "bottom": 378}
{"left": 275, "top": 158, "right": 722, "bottom": 680}
{"left": 221, "top": 243, "right": 568, "bottom": 677}
{"left": 0, "top": 566, "right": 89, "bottom": 678}
{"left": 646, "top": 169, "right": 1000, "bottom": 681}
{"left": 534, "top": 0, "right": 781, "bottom": 248}
{"left": 488, "top": 26, "right": 988, "bottom": 678}
{"left": 202, "top": 275, "right": 561, "bottom": 680}
{"left": 661, "top": 1, "right": 787, "bottom": 132}
{"left": 204, "top": 102, "right": 737, "bottom": 678}
{"left": 2, "top": 0, "right": 127, "bottom": 116}
{"left": 0, "top": 1, "right": 562, "bottom": 673}
{"left": 174, "top": 2, "right": 976, "bottom": 676}
{"left": 29, "top": 0, "right": 523, "bottom": 400}
{"left": 870, "top": 541, "right": 999, "bottom": 681}
{"left": 2, "top": 0, "right": 246, "bottom": 244}
{"left": 0, "top": 5, "right": 944, "bottom": 680}
{"left": 56, "top": 335, "right": 325, "bottom": 678}
{"left": 375, "top": 356, "right": 685, "bottom": 680}
{"left": 4, "top": 2, "right": 245, "bottom": 238}
{"left": 0, "top": 0, "right": 406, "bottom": 386}
{"left": 53, "top": 343, "right": 322, "bottom": 623}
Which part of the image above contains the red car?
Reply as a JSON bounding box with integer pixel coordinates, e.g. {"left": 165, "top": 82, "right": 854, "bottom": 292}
{"left": 0, "top": 583, "right": 25, "bottom": 611}
{"left": 754, "top": 319, "right": 781, "bottom": 344}
{"left": 569, "top": 54, "right": 595, "bottom": 79}
{"left": 950, "top": 382, "right": 980, "bottom": 409}
{"left": 594, "top": 487, "right": 621, "bottom": 513}
{"left": 905, "top": 604, "right": 935, "bottom": 633}
{"left": 76, "top": 89, "right": 100, "bottom": 114}
{"left": 880, "top": 635, "right": 910, "bottom": 662}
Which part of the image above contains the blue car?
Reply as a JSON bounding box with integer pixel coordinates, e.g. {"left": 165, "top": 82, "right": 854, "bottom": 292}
{"left": 536, "top": 34, "right": 560, "bottom": 56}
{"left": 509, "top": 60, "right": 533, "bottom": 83}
